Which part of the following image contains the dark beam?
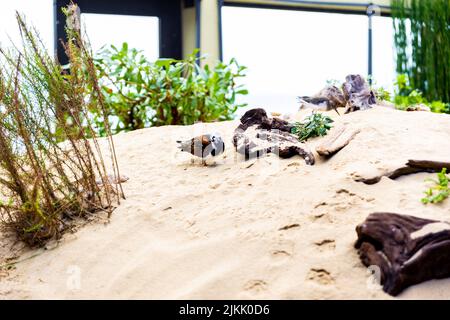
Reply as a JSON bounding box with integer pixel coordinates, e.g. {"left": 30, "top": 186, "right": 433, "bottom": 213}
{"left": 55, "top": 0, "right": 183, "bottom": 64}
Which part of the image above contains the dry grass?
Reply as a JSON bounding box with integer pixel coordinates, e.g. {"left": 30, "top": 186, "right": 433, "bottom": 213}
{"left": 0, "top": 7, "right": 123, "bottom": 247}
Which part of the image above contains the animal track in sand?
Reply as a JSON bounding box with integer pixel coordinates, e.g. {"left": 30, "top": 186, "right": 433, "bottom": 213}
{"left": 209, "top": 183, "right": 221, "bottom": 190}
{"left": 270, "top": 249, "right": 292, "bottom": 265}
{"left": 314, "top": 239, "right": 336, "bottom": 252}
{"left": 269, "top": 237, "right": 295, "bottom": 264}
{"left": 278, "top": 223, "right": 300, "bottom": 231}
{"left": 243, "top": 280, "right": 268, "bottom": 293}
{"left": 271, "top": 250, "right": 291, "bottom": 257}
{"left": 312, "top": 189, "right": 374, "bottom": 213}
{"left": 309, "top": 212, "right": 334, "bottom": 224}
{"left": 307, "top": 268, "right": 335, "bottom": 285}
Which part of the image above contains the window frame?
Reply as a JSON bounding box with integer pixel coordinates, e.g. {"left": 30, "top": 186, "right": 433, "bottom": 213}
{"left": 55, "top": 0, "right": 182, "bottom": 64}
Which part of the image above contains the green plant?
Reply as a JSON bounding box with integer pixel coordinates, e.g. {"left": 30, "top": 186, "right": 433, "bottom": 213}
{"left": 292, "top": 112, "right": 334, "bottom": 142}
{"left": 91, "top": 45, "right": 248, "bottom": 135}
{"left": 429, "top": 101, "right": 450, "bottom": 114}
{"left": 392, "top": 74, "right": 426, "bottom": 109}
{"left": 374, "top": 86, "right": 391, "bottom": 102}
{"left": 392, "top": 0, "right": 450, "bottom": 103}
{"left": 0, "top": 7, "right": 122, "bottom": 246}
{"left": 375, "top": 74, "right": 450, "bottom": 113}
{"left": 421, "top": 168, "right": 450, "bottom": 204}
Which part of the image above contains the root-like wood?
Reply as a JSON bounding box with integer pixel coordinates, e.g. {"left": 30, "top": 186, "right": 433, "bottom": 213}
{"left": 355, "top": 212, "right": 450, "bottom": 296}
{"left": 355, "top": 160, "right": 450, "bottom": 184}
{"left": 232, "top": 108, "right": 315, "bottom": 165}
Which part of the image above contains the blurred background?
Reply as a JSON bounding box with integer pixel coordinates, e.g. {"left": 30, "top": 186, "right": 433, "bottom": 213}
{"left": 0, "top": 0, "right": 396, "bottom": 114}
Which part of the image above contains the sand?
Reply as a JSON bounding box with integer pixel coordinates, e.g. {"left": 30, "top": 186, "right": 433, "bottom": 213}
{"left": 1, "top": 106, "right": 450, "bottom": 299}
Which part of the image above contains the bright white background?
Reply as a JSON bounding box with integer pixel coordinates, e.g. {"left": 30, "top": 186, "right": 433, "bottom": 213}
{"left": 0, "top": 1, "right": 160, "bottom": 61}
{"left": 222, "top": 6, "right": 396, "bottom": 114}
{"left": 1, "top": 2, "right": 396, "bottom": 115}
{"left": 81, "top": 13, "right": 159, "bottom": 61}
{"left": 0, "top": 0, "right": 54, "bottom": 54}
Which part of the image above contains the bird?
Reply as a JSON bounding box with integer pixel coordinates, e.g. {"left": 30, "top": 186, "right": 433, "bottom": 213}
{"left": 176, "top": 133, "right": 225, "bottom": 165}
{"left": 298, "top": 85, "right": 345, "bottom": 115}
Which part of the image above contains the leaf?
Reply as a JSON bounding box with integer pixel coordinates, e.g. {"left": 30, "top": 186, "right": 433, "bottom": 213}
{"left": 292, "top": 112, "right": 333, "bottom": 142}
{"left": 155, "top": 58, "right": 178, "bottom": 69}
{"left": 421, "top": 168, "right": 450, "bottom": 204}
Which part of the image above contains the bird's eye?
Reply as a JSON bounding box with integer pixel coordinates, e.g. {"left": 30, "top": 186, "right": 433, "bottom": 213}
{"left": 212, "top": 136, "right": 216, "bottom": 142}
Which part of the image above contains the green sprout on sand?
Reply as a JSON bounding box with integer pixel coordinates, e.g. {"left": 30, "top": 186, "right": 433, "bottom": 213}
{"left": 292, "top": 112, "right": 334, "bottom": 142}
{"left": 421, "top": 168, "right": 450, "bottom": 204}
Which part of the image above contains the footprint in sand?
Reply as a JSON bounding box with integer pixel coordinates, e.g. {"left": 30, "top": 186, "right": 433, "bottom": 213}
{"left": 314, "top": 239, "right": 336, "bottom": 252}
{"left": 243, "top": 280, "right": 268, "bottom": 294}
{"left": 278, "top": 223, "right": 300, "bottom": 231}
{"left": 269, "top": 238, "right": 295, "bottom": 264}
{"left": 307, "top": 268, "right": 335, "bottom": 285}
{"left": 311, "top": 189, "right": 374, "bottom": 218}
{"left": 309, "top": 212, "right": 334, "bottom": 224}
{"left": 270, "top": 249, "right": 291, "bottom": 262}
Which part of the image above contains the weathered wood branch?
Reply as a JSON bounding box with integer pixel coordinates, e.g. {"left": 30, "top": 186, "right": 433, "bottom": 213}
{"left": 316, "top": 125, "right": 360, "bottom": 157}
{"left": 354, "top": 160, "right": 450, "bottom": 184}
{"left": 355, "top": 212, "right": 450, "bottom": 296}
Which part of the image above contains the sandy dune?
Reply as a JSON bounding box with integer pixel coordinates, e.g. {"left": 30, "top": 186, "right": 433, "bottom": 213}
{"left": 1, "top": 107, "right": 450, "bottom": 299}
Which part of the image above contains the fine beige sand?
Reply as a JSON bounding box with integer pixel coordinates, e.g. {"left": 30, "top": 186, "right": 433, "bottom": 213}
{"left": 1, "top": 106, "right": 450, "bottom": 299}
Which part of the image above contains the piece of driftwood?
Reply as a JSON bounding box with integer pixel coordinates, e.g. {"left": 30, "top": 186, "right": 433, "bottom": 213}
{"left": 232, "top": 108, "right": 315, "bottom": 165}
{"left": 298, "top": 75, "right": 376, "bottom": 114}
{"left": 355, "top": 212, "right": 450, "bottom": 296}
{"left": 298, "top": 85, "right": 345, "bottom": 114}
{"left": 316, "top": 125, "right": 360, "bottom": 157}
{"left": 355, "top": 160, "right": 450, "bottom": 184}
{"left": 342, "top": 74, "right": 377, "bottom": 113}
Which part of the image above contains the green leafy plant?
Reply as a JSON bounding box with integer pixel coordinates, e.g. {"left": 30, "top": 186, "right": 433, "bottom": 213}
{"left": 91, "top": 45, "right": 248, "bottom": 135}
{"left": 421, "top": 168, "right": 450, "bottom": 204}
{"left": 392, "top": 74, "right": 426, "bottom": 109}
{"left": 375, "top": 74, "right": 449, "bottom": 113}
{"left": 292, "top": 112, "right": 334, "bottom": 142}
{"left": 374, "top": 86, "right": 391, "bottom": 102}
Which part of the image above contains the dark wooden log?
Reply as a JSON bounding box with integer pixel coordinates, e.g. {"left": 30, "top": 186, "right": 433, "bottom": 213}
{"left": 355, "top": 212, "right": 450, "bottom": 296}
{"left": 355, "top": 160, "right": 450, "bottom": 184}
{"left": 232, "top": 108, "right": 315, "bottom": 165}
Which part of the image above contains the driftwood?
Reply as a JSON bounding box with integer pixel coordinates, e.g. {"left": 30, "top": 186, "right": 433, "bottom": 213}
{"left": 316, "top": 125, "right": 360, "bottom": 157}
{"left": 298, "top": 75, "right": 376, "bottom": 114}
{"left": 342, "top": 74, "right": 377, "bottom": 113}
{"left": 232, "top": 108, "right": 315, "bottom": 165}
{"left": 355, "top": 212, "right": 450, "bottom": 296}
{"left": 355, "top": 160, "right": 450, "bottom": 184}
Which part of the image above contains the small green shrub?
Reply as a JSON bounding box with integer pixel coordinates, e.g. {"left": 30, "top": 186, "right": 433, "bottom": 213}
{"left": 292, "top": 112, "right": 334, "bottom": 142}
{"left": 377, "top": 74, "right": 449, "bottom": 113}
{"left": 374, "top": 86, "right": 391, "bottom": 102}
{"left": 91, "top": 45, "right": 248, "bottom": 135}
{"left": 392, "top": 74, "right": 427, "bottom": 109}
{"left": 421, "top": 168, "right": 450, "bottom": 204}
